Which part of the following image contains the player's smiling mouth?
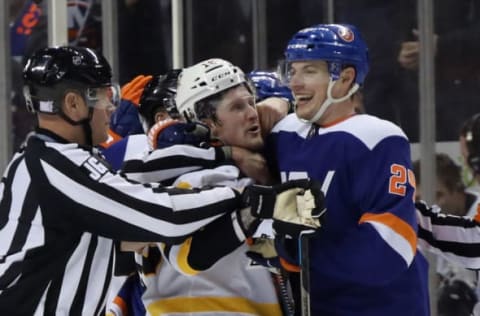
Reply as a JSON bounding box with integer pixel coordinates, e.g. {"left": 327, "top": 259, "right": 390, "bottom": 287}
{"left": 295, "top": 95, "right": 313, "bottom": 106}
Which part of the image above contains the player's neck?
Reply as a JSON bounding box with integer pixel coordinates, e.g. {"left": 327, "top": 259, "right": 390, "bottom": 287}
{"left": 38, "top": 115, "right": 87, "bottom": 145}
{"left": 316, "top": 102, "right": 356, "bottom": 127}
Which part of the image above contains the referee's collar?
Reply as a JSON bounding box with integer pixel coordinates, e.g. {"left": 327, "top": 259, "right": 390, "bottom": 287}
{"left": 34, "top": 127, "right": 71, "bottom": 144}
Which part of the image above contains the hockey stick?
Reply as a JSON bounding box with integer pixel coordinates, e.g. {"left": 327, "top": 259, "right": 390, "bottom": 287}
{"left": 299, "top": 232, "right": 311, "bottom": 316}
{"left": 271, "top": 269, "right": 295, "bottom": 316}
{"left": 298, "top": 172, "right": 332, "bottom": 315}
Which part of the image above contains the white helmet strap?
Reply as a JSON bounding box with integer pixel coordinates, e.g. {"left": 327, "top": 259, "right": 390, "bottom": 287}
{"left": 301, "top": 78, "right": 359, "bottom": 124}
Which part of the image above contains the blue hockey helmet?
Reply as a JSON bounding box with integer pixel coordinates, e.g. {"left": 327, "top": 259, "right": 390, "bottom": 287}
{"left": 284, "top": 24, "right": 369, "bottom": 85}
{"left": 247, "top": 70, "right": 293, "bottom": 102}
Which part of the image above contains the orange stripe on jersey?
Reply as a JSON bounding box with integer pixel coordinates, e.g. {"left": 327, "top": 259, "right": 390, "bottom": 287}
{"left": 112, "top": 296, "right": 128, "bottom": 316}
{"left": 321, "top": 113, "right": 356, "bottom": 128}
{"left": 280, "top": 257, "right": 300, "bottom": 273}
{"left": 474, "top": 203, "right": 480, "bottom": 222}
{"left": 99, "top": 129, "right": 123, "bottom": 149}
{"left": 177, "top": 237, "right": 200, "bottom": 276}
{"left": 359, "top": 212, "right": 417, "bottom": 254}
{"left": 147, "top": 119, "right": 181, "bottom": 150}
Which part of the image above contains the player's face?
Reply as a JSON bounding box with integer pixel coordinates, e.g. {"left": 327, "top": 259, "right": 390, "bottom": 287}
{"left": 210, "top": 85, "right": 263, "bottom": 151}
{"left": 288, "top": 61, "right": 330, "bottom": 121}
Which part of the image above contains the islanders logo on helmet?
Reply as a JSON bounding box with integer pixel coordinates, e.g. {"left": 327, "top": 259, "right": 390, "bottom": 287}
{"left": 337, "top": 25, "right": 354, "bottom": 42}
{"left": 284, "top": 24, "right": 369, "bottom": 85}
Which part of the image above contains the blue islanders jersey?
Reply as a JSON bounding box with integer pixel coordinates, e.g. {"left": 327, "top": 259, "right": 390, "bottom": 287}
{"left": 266, "top": 113, "right": 430, "bottom": 316}
{"left": 101, "top": 134, "right": 149, "bottom": 171}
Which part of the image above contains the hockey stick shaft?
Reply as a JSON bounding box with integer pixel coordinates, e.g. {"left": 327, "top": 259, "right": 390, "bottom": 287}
{"left": 299, "top": 233, "right": 311, "bottom": 316}
{"left": 272, "top": 270, "right": 295, "bottom": 316}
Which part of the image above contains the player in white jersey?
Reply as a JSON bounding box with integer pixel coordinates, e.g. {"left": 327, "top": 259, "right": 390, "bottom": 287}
{"left": 132, "top": 59, "right": 279, "bottom": 316}
{"left": 119, "top": 58, "right": 320, "bottom": 316}
{"left": 105, "top": 70, "right": 262, "bottom": 315}
{"left": 107, "top": 60, "right": 321, "bottom": 316}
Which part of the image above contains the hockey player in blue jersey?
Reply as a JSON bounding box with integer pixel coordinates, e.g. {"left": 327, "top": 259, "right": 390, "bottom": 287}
{"left": 264, "top": 24, "right": 430, "bottom": 315}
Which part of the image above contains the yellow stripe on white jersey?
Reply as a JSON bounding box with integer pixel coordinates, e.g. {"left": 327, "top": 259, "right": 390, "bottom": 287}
{"left": 147, "top": 296, "right": 282, "bottom": 316}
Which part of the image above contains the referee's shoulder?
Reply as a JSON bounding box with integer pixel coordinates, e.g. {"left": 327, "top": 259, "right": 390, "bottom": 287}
{"left": 32, "top": 136, "right": 95, "bottom": 162}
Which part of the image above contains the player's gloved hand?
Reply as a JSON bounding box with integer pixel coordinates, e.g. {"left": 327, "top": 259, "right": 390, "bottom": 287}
{"left": 245, "top": 237, "right": 281, "bottom": 270}
{"left": 110, "top": 75, "right": 153, "bottom": 137}
{"left": 245, "top": 237, "right": 301, "bottom": 272}
{"left": 234, "top": 207, "right": 262, "bottom": 239}
{"left": 244, "top": 179, "right": 326, "bottom": 238}
{"left": 147, "top": 118, "right": 211, "bottom": 150}
{"left": 121, "top": 75, "right": 153, "bottom": 106}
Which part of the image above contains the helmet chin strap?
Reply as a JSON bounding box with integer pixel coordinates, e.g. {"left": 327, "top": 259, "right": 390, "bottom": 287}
{"left": 58, "top": 109, "right": 94, "bottom": 146}
{"left": 58, "top": 95, "right": 96, "bottom": 146}
{"left": 298, "top": 78, "right": 359, "bottom": 124}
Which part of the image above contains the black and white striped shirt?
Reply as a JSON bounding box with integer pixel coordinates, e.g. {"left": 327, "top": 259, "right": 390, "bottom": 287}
{"left": 121, "top": 140, "right": 230, "bottom": 186}
{"left": 416, "top": 201, "right": 480, "bottom": 269}
{"left": 0, "top": 129, "right": 241, "bottom": 315}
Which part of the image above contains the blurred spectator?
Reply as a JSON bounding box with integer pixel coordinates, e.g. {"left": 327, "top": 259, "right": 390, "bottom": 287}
{"left": 397, "top": 0, "right": 480, "bottom": 141}
{"left": 10, "top": 0, "right": 42, "bottom": 60}
{"left": 9, "top": 0, "right": 43, "bottom": 150}
{"left": 10, "top": 0, "right": 107, "bottom": 151}
{"left": 414, "top": 153, "right": 478, "bottom": 216}
{"left": 459, "top": 113, "right": 480, "bottom": 189}
{"left": 438, "top": 280, "right": 478, "bottom": 316}
{"left": 67, "top": 0, "right": 103, "bottom": 49}
{"left": 22, "top": 0, "right": 104, "bottom": 62}
{"left": 9, "top": 0, "right": 178, "bottom": 150}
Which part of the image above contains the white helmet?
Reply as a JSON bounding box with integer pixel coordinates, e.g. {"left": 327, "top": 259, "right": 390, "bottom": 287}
{"left": 176, "top": 58, "right": 246, "bottom": 121}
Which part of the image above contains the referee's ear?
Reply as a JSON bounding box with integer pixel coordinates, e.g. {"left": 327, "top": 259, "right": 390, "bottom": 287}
{"left": 63, "top": 91, "right": 88, "bottom": 121}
